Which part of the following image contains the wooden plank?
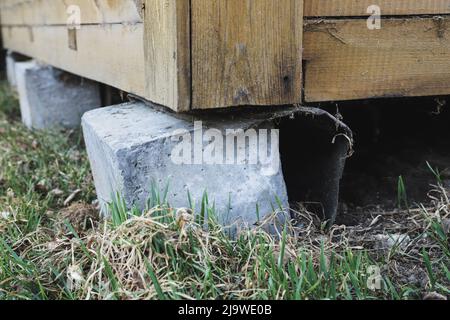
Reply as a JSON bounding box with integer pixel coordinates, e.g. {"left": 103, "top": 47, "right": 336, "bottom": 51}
{"left": 6, "top": 0, "right": 450, "bottom": 26}
{"left": 304, "top": 0, "right": 450, "bottom": 17}
{"left": 191, "top": 0, "right": 303, "bottom": 109}
{"left": 303, "top": 17, "right": 450, "bottom": 102}
{"left": 143, "top": 0, "right": 191, "bottom": 112}
{"left": 1, "top": 0, "right": 191, "bottom": 112}
{"left": 0, "top": 0, "right": 143, "bottom": 26}
{"left": 1, "top": 24, "right": 146, "bottom": 97}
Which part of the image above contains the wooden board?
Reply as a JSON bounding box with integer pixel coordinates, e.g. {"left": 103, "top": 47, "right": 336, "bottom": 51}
{"left": 0, "top": 0, "right": 143, "bottom": 25}
{"left": 3, "top": 0, "right": 450, "bottom": 110}
{"left": 2, "top": 0, "right": 304, "bottom": 111}
{"left": 191, "top": 0, "right": 303, "bottom": 109}
{"left": 303, "top": 17, "right": 450, "bottom": 102}
{"left": 143, "top": 0, "right": 190, "bottom": 112}
{"left": 304, "top": 0, "right": 450, "bottom": 17}
{"left": 1, "top": 24, "right": 146, "bottom": 98}
{"left": 4, "top": 0, "right": 449, "bottom": 25}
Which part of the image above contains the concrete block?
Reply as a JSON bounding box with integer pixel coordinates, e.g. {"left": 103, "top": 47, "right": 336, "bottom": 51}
{"left": 6, "top": 51, "right": 17, "bottom": 89}
{"left": 6, "top": 51, "right": 30, "bottom": 91}
{"left": 82, "top": 102, "right": 289, "bottom": 226}
{"left": 15, "top": 61, "right": 101, "bottom": 129}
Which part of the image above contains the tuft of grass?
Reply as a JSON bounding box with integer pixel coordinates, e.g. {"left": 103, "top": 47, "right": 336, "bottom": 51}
{"left": 0, "top": 82, "right": 20, "bottom": 119}
{"left": 427, "top": 161, "right": 443, "bottom": 184}
{"left": 0, "top": 81, "right": 96, "bottom": 299}
{"left": 397, "top": 176, "right": 408, "bottom": 209}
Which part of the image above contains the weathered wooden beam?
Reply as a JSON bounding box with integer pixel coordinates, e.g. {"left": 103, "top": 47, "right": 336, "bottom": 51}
{"left": 191, "top": 0, "right": 304, "bottom": 109}
{"left": 2, "top": 0, "right": 304, "bottom": 111}
{"left": 0, "top": 0, "right": 143, "bottom": 25}
{"left": 3, "top": 0, "right": 450, "bottom": 110}
{"left": 303, "top": 17, "right": 450, "bottom": 102}
{"left": 1, "top": 24, "right": 146, "bottom": 98}
{"left": 143, "top": 0, "right": 191, "bottom": 112}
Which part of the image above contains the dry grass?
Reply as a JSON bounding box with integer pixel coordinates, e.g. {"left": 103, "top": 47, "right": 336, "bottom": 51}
{"left": 2, "top": 191, "right": 449, "bottom": 300}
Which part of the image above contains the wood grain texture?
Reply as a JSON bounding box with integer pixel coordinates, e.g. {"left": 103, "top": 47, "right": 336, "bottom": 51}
{"left": 5, "top": 0, "right": 450, "bottom": 110}
{"left": 303, "top": 17, "right": 450, "bottom": 102}
{"left": 143, "top": 0, "right": 191, "bottom": 112}
{"left": 2, "top": 24, "right": 146, "bottom": 97}
{"left": 191, "top": 0, "right": 303, "bottom": 109}
{"left": 0, "top": 0, "right": 143, "bottom": 26}
{"left": 304, "top": 0, "right": 450, "bottom": 17}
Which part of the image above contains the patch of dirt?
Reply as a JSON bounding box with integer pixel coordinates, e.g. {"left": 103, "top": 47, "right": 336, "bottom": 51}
{"left": 292, "top": 183, "right": 449, "bottom": 297}
{"left": 59, "top": 202, "right": 100, "bottom": 234}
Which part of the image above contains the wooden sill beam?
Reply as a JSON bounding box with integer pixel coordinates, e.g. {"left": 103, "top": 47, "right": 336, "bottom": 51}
{"left": 2, "top": 0, "right": 450, "bottom": 111}
{"left": 303, "top": 17, "right": 450, "bottom": 102}
{"left": 1, "top": 0, "right": 304, "bottom": 112}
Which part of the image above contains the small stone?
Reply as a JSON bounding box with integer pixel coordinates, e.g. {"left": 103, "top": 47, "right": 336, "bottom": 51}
{"left": 423, "top": 292, "right": 447, "bottom": 300}
{"left": 374, "top": 234, "right": 411, "bottom": 251}
{"left": 50, "top": 188, "right": 64, "bottom": 197}
{"left": 0, "top": 211, "right": 11, "bottom": 220}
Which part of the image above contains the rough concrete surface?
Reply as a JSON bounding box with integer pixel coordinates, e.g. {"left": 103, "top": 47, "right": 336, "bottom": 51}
{"left": 6, "top": 51, "right": 18, "bottom": 89}
{"left": 15, "top": 60, "right": 101, "bottom": 129}
{"left": 82, "top": 102, "right": 289, "bottom": 226}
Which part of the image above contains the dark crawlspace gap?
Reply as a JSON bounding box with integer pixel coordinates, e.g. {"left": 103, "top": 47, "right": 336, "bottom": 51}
{"left": 278, "top": 110, "right": 349, "bottom": 224}
{"left": 278, "top": 95, "right": 450, "bottom": 225}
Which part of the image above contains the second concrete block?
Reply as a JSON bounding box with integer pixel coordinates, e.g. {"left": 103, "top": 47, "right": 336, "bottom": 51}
{"left": 15, "top": 61, "right": 101, "bottom": 130}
